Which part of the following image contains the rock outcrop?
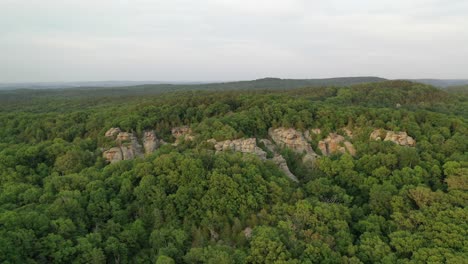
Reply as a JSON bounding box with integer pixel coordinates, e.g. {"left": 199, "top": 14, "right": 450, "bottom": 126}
{"left": 272, "top": 154, "right": 298, "bottom": 182}
{"left": 304, "top": 128, "right": 322, "bottom": 141}
{"left": 269, "top": 128, "right": 314, "bottom": 154}
{"left": 318, "top": 133, "right": 356, "bottom": 156}
{"left": 370, "top": 129, "right": 416, "bottom": 147}
{"left": 212, "top": 138, "right": 267, "bottom": 160}
{"left": 143, "top": 130, "right": 159, "bottom": 154}
{"left": 269, "top": 127, "right": 318, "bottom": 164}
{"left": 260, "top": 139, "right": 298, "bottom": 182}
{"left": 103, "top": 128, "right": 153, "bottom": 163}
{"left": 209, "top": 138, "right": 298, "bottom": 182}
{"left": 105, "top": 127, "right": 121, "bottom": 138}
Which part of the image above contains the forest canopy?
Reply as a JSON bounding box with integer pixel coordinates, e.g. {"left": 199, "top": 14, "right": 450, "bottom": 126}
{"left": 0, "top": 80, "right": 467, "bottom": 263}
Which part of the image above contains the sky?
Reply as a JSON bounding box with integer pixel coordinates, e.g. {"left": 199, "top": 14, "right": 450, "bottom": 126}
{"left": 1, "top": 0, "right": 467, "bottom": 82}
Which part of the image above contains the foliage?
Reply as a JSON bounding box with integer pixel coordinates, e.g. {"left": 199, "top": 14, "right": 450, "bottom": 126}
{"left": 0, "top": 81, "right": 466, "bottom": 263}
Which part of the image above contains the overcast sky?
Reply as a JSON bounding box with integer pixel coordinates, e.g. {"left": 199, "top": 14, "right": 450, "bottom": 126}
{"left": 1, "top": 0, "right": 467, "bottom": 82}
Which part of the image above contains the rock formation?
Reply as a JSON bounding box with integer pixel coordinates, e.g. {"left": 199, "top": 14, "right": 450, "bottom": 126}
{"left": 260, "top": 139, "right": 298, "bottom": 182}
{"left": 269, "top": 127, "right": 318, "bottom": 164}
{"left": 342, "top": 128, "right": 353, "bottom": 138}
{"left": 370, "top": 129, "right": 416, "bottom": 147}
{"left": 269, "top": 128, "right": 314, "bottom": 154}
{"left": 103, "top": 128, "right": 153, "bottom": 163}
{"left": 171, "top": 126, "right": 194, "bottom": 143}
{"left": 304, "top": 128, "right": 322, "bottom": 141}
{"left": 212, "top": 138, "right": 267, "bottom": 160}
{"left": 272, "top": 154, "right": 298, "bottom": 182}
{"left": 209, "top": 138, "right": 298, "bottom": 182}
{"left": 318, "top": 133, "right": 356, "bottom": 156}
{"left": 143, "top": 130, "right": 159, "bottom": 154}
{"left": 105, "top": 127, "right": 121, "bottom": 138}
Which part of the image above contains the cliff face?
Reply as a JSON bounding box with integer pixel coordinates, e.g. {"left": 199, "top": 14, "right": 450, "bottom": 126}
{"left": 210, "top": 138, "right": 267, "bottom": 160}
{"left": 209, "top": 138, "right": 298, "bottom": 182}
{"left": 370, "top": 129, "right": 416, "bottom": 147}
{"left": 143, "top": 130, "right": 159, "bottom": 154}
{"left": 101, "top": 126, "right": 366, "bottom": 182}
{"left": 318, "top": 133, "right": 356, "bottom": 156}
{"left": 103, "top": 128, "right": 150, "bottom": 163}
{"left": 259, "top": 139, "right": 298, "bottom": 182}
{"left": 269, "top": 127, "right": 315, "bottom": 155}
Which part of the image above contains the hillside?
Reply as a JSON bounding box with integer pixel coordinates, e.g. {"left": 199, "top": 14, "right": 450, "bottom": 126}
{"left": 0, "top": 81, "right": 466, "bottom": 263}
{"left": 0, "top": 76, "right": 386, "bottom": 91}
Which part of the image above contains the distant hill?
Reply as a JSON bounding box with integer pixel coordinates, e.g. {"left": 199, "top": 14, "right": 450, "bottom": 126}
{"left": 408, "top": 79, "right": 468, "bottom": 88}
{"left": 0, "top": 81, "right": 206, "bottom": 90}
{"left": 0, "top": 77, "right": 385, "bottom": 91}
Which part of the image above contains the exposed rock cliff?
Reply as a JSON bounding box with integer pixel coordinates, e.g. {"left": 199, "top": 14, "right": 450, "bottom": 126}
{"left": 269, "top": 127, "right": 314, "bottom": 154}
{"left": 105, "top": 127, "right": 121, "bottom": 138}
{"left": 318, "top": 133, "right": 356, "bottom": 156}
{"left": 260, "top": 139, "right": 298, "bottom": 182}
{"left": 143, "top": 130, "right": 159, "bottom": 154}
{"left": 370, "top": 129, "right": 416, "bottom": 147}
{"left": 269, "top": 127, "right": 318, "bottom": 164}
{"left": 209, "top": 138, "right": 298, "bottom": 182}
{"left": 272, "top": 154, "right": 298, "bottom": 182}
{"left": 211, "top": 138, "right": 267, "bottom": 160}
{"left": 103, "top": 128, "right": 149, "bottom": 163}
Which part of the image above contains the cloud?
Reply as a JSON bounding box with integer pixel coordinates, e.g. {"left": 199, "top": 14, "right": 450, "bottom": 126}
{"left": 0, "top": 0, "right": 467, "bottom": 81}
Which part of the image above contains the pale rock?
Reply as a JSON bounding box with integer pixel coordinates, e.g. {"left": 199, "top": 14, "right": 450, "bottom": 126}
{"left": 213, "top": 138, "right": 267, "bottom": 160}
{"left": 344, "top": 141, "right": 356, "bottom": 156}
{"left": 105, "top": 127, "right": 121, "bottom": 138}
{"left": 143, "top": 130, "right": 159, "bottom": 154}
{"left": 102, "top": 128, "right": 145, "bottom": 163}
{"left": 210, "top": 138, "right": 298, "bottom": 182}
{"left": 370, "top": 129, "right": 416, "bottom": 147}
{"left": 103, "top": 147, "right": 123, "bottom": 163}
{"left": 370, "top": 129, "right": 385, "bottom": 141}
{"left": 318, "top": 132, "right": 356, "bottom": 156}
{"left": 342, "top": 128, "right": 353, "bottom": 138}
{"left": 311, "top": 128, "right": 322, "bottom": 135}
{"left": 304, "top": 128, "right": 321, "bottom": 141}
{"left": 268, "top": 127, "right": 318, "bottom": 158}
{"left": 259, "top": 139, "right": 276, "bottom": 153}
{"left": 243, "top": 227, "right": 253, "bottom": 238}
{"left": 272, "top": 154, "right": 299, "bottom": 182}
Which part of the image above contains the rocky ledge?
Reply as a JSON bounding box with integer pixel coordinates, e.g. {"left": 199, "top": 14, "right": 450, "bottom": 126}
{"left": 102, "top": 127, "right": 163, "bottom": 163}
{"left": 318, "top": 133, "right": 356, "bottom": 156}
{"left": 268, "top": 127, "right": 318, "bottom": 164}
{"left": 370, "top": 129, "right": 416, "bottom": 147}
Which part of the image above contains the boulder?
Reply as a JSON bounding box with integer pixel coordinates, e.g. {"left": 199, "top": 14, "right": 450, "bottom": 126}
{"left": 370, "top": 129, "right": 386, "bottom": 141}
{"left": 370, "top": 129, "right": 416, "bottom": 147}
{"left": 384, "top": 131, "right": 416, "bottom": 146}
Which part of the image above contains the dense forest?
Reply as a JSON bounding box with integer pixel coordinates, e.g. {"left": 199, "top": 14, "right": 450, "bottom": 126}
{"left": 0, "top": 80, "right": 467, "bottom": 263}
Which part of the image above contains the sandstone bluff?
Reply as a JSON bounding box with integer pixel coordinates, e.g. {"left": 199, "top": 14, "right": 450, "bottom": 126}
{"left": 102, "top": 126, "right": 415, "bottom": 181}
